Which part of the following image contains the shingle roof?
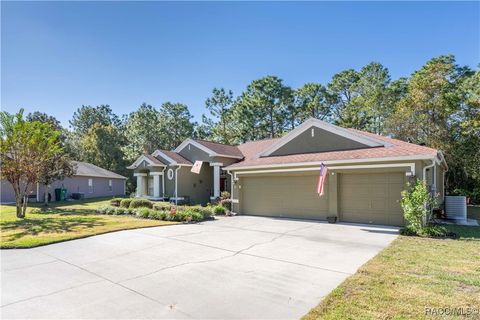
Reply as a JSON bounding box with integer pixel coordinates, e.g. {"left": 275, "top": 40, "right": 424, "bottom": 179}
{"left": 194, "top": 139, "right": 244, "bottom": 158}
{"left": 158, "top": 150, "right": 193, "bottom": 165}
{"left": 145, "top": 154, "right": 167, "bottom": 165}
{"left": 73, "top": 161, "right": 127, "bottom": 179}
{"left": 226, "top": 130, "right": 438, "bottom": 169}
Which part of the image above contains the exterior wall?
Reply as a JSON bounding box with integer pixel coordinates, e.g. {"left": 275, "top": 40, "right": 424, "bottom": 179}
{"left": 1, "top": 177, "right": 125, "bottom": 203}
{"left": 178, "top": 143, "right": 211, "bottom": 162}
{"left": 40, "top": 176, "right": 125, "bottom": 200}
{"left": 177, "top": 165, "right": 213, "bottom": 205}
{"left": 270, "top": 127, "right": 369, "bottom": 156}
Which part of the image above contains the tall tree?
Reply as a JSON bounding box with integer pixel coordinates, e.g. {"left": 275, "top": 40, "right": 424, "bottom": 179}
{"left": 232, "top": 76, "right": 293, "bottom": 140}
{"left": 295, "top": 83, "right": 331, "bottom": 123}
{"left": 122, "top": 103, "right": 164, "bottom": 161}
{"left": 327, "top": 69, "right": 361, "bottom": 128}
{"left": 82, "top": 123, "right": 128, "bottom": 175}
{"left": 70, "top": 105, "right": 121, "bottom": 135}
{"left": 159, "top": 102, "right": 195, "bottom": 150}
{"left": 0, "top": 110, "right": 62, "bottom": 217}
{"left": 205, "top": 88, "right": 234, "bottom": 144}
{"left": 26, "top": 112, "right": 75, "bottom": 205}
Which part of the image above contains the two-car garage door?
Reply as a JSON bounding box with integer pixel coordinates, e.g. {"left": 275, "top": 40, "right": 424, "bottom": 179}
{"left": 240, "top": 171, "right": 406, "bottom": 226}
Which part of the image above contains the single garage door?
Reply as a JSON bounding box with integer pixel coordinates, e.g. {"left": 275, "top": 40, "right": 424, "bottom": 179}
{"left": 241, "top": 174, "right": 328, "bottom": 220}
{"left": 339, "top": 172, "right": 406, "bottom": 226}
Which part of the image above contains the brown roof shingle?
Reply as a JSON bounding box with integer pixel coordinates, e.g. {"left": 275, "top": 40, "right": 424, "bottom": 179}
{"left": 226, "top": 130, "right": 437, "bottom": 169}
{"left": 157, "top": 150, "right": 193, "bottom": 165}
{"left": 194, "top": 139, "right": 244, "bottom": 158}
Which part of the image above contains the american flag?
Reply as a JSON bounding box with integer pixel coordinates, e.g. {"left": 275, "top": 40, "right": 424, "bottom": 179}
{"left": 316, "top": 163, "right": 328, "bottom": 196}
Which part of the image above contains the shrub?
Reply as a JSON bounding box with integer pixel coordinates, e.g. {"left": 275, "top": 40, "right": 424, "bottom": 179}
{"left": 114, "top": 207, "right": 128, "bottom": 215}
{"left": 400, "top": 224, "right": 451, "bottom": 238}
{"left": 96, "top": 205, "right": 110, "bottom": 214}
{"left": 220, "top": 191, "right": 230, "bottom": 200}
{"left": 136, "top": 207, "right": 152, "bottom": 218}
{"left": 120, "top": 198, "right": 133, "bottom": 208}
{"left": 401, "top": 180, "right": 437, "bottom": 231}
{"left": 189, "top": 205, "right": 214, "bottom": 219}
{"left": 110, "top": 198, "right": 124, "bottom": 207}
{"left": 219, "top": 199, "right": 232, "bottom": 212}
{"left": 105, "top": 206, "right": 117, "bottom": 215}
{"left": 149, "top": 210, "right": 168, "bottom": 220}
{"left": 213, "top": 205, "right": 226, "bottom": 215}
{"left": 129, "top": 199, "right": 153, "bottom": 209}
{"left": 153, "top": 202, "right": 171, "bottom": 211}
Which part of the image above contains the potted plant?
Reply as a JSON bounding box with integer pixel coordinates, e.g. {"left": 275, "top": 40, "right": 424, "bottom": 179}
{"left": 327, "top": 216, "right": 337, "bottom": 223}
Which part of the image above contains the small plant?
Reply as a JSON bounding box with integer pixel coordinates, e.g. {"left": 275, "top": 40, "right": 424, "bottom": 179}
{"left": 153, "top": 202, "right": 171, "bottom": 211}
{"left": 401, "top": 179, "right": 437, "bottom": 231}
{"left": 220, "top": 191, "right": 230, "bottom": 200}
{"left": 114, "top": 207, "right": 128, "bottom": 215}
{"left": 120, "top": 198, "right": 133, "bottom": 208}
{"left": 105, "top": 206, "right": 117, "bottom": 215}
{"left": 400, "top": 224, "right": 452, "bottom": 238}
{"left": 129, "top": 199, "right": 153, "bottom": 209}
{"left": 96, "top": 205, "right": 110, "bottom": 214}
{"left": 136, "top": 207, "right": 152, "bottom": 218}
{"left": 219, "top": 199, "right": 232, "bottom": 212}
{"left": 213, "top": 205, "right": 226, "bottom": 215}
{"left": 189, "top": 205, "right": 214, "bottom": 219}
{"left": 110, "top": 198, "right": 124, "bottom": 207}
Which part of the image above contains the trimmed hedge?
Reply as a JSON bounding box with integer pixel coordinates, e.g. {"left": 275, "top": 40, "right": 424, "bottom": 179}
{"left": 129, "top": 199, "right": 153, "bottom": 209}
{"left": 120, "top": 198, "right": 133, "bottom": 208}
{"left": 110, "top": 198, "right": 124, "bottom": 207}
{"left": 153, "top": 202, "right": 172, "bottom": 211}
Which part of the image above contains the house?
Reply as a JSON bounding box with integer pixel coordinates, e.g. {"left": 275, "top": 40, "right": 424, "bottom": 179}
{"left": 128, "top": 118, "right": 447, "bottom": 226}
{"left": 1, "top": 161, "right": 127, "bottom": 204}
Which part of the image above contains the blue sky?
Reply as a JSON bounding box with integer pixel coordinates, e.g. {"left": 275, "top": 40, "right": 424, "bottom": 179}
{"left": 2, "top": 1, "right": 479, "bottom": 128}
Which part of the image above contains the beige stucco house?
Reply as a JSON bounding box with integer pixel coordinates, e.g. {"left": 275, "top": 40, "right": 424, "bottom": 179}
{"left": 128, "top": 118, "right": 447, "bottom": 226}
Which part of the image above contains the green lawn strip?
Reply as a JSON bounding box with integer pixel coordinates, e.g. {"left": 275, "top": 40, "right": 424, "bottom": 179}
{"left": 0, "top": 198, "right": 178, "bottom": 249}
{"left": 303, "top": 225, "right": 480, "bottom": 320}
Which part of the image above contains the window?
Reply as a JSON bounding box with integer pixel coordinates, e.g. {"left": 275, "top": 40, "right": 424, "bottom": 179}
{"left": 167, "top": 169, "right": 174, "bottom": 180}
{"left": 108, "top": 179, "right": 112, "bottom": 192}
{"left": 88, "top": 179, "right": 93, "bottom": 193}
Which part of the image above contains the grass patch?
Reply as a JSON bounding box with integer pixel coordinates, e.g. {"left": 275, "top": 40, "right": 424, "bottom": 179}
{"left": 0, "top": 198, "right": 178, "bottom": 248}
{"left": 303, "top": 224, "right": 480, "bottom": 320}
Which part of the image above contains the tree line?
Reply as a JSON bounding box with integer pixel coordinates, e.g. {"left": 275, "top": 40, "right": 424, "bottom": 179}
{"left": 3, "top": 54, "right": 479, "bottom": 201}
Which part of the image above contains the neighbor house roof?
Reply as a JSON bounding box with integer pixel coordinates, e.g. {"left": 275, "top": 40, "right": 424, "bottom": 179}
{"left": 193, "top": 139, "right": 244, "bottom": 159}
{"left": 73, "top": 161, "right": 127, "bottom": 179}
{"left": 226, "top": 129, "right": 438, "bottom": 170}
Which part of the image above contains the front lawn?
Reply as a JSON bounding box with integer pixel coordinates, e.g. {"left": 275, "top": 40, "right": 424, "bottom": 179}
{"left": 303, "top": 225, "right": 480, "bottom": 319}
{"left": 0, "top": 198, "right": 177, "bottom": 249}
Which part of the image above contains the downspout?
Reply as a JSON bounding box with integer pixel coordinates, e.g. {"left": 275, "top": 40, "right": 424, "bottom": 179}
{"left": 174, "top": 166, "right": 180, "bottom": 206}
{"left": 162, "top": 166, "right": 167, "bottom": 198}
{"left": 226, "top": 170, "right": 234, "bottom": 210}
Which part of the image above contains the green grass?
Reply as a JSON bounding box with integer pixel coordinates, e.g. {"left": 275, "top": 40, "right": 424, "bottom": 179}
{"left": 0, "top": 197, "right": 178, "bottom": 249}
{"left": 303, "top": 224, "right": 480, "bottom": 320}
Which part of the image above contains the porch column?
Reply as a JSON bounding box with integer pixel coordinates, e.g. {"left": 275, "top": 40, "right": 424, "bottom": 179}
{"left": 134, "top": 173, "right": 147, "bottom": 197}
{"left": 210, "top": 162, "right": 223, "bottom": 199}
{"left": 150, "top": 172, "right": 162, "bottom": 198}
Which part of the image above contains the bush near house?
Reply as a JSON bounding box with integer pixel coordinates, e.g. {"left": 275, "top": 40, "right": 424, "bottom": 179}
{"left": 110, "top": 198, "right": 124, "bottom": 207}
{"left": 213, "top": 205, "right": 226, "bottom": 215}
{"left": 120, "top": 198, "right": 133, "bottom": 208}
{"left": 96, "top": 203, "right": 214, "bottom": 223}
{"left": 152, "top": 201, "right": 172, "bottom": 211}
{"left": 129, "top": 199, "right": 153, "bottom": 209}
{"left": 400, "top": 180, "right": 450, "bottom": 237}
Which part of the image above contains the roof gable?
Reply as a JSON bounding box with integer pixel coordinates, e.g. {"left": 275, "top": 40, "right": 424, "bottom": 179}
{"left": 174, "top": 138, "right": 243, "bottom": 159}
{"left": 127, "top": 154, "right": 166, "bottom": 169}
{"left": 259, "top": 118, "right": 389, "bottom": 157}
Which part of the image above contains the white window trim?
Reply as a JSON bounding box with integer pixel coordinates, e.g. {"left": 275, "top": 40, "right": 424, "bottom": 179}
{"left": 258, "top": 118, "right": 390, "bottom": 157}
{"left": 167, "top": 169, "right": 174, "bottom": 180}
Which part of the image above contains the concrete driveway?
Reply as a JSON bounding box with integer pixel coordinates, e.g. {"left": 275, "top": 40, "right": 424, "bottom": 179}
{"left": 1, "top": 216, "right": 398, "bottom": 319}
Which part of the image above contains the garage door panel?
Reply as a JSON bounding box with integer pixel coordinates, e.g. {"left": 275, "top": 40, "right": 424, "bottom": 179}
{"left": 242, "top": 175, "right": 328, "bottom": 219}
{"left": 340, "top": 172, "right": 406, "bottom": 226}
